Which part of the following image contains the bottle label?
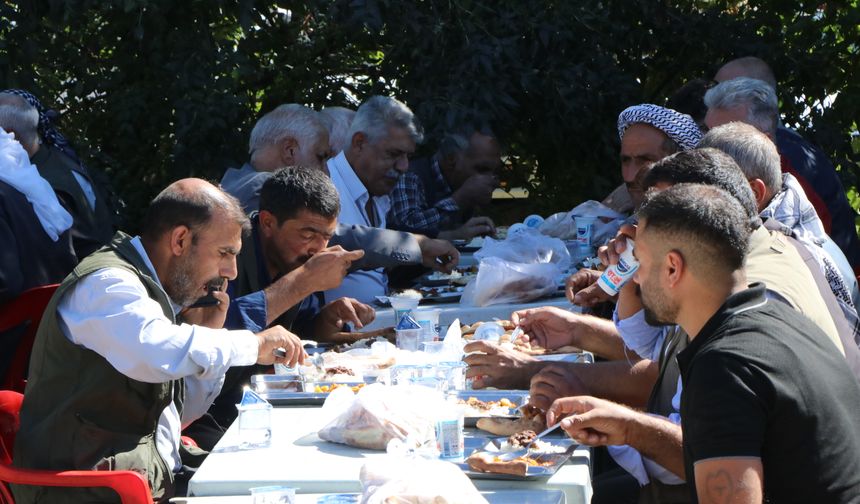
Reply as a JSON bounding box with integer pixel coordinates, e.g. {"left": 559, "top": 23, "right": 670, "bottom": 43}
{"left": 436, "top": 418, "right": 464, "bottom": 458}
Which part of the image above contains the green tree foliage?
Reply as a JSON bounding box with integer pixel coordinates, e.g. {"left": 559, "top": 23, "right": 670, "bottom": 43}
{"left": 1, "top": 1, "right": 858, "bottom": 228}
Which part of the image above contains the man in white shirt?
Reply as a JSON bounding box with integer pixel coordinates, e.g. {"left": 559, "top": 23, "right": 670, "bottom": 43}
{"left": 13, "top": 179, "right": 306, "bottom": 503}
{"left": 326, "top": 95, "right": 424, "bottom": 303}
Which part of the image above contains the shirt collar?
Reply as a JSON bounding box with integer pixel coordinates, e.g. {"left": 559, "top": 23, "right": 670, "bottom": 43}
{"left": 328, "top": 151, "right": 392, "bottom": 223}
{"left": 677, "top": 283, "right": 768, "bottom": 372}
{"left": 129, "top": 235, "right": 183, "bottom": 315}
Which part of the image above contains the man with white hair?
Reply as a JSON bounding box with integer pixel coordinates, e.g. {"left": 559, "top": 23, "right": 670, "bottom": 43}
{"left": 319, "top": 106, "right": 355, "bottom": 157}
{"left": 325, "top": 95, "right": 425, "bottom": 303}
{"left": 708, "top": 59, "right": 860, "bottom": 271}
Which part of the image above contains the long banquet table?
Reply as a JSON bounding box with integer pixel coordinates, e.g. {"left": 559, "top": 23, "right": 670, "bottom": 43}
{"left": 364, "top": 295, "right": 580, "bottom": 332}
{"left": 188, "top": 406, "right": 593, "bottom": 503}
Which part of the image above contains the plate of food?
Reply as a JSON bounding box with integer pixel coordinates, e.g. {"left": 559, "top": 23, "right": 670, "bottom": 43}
{"left": 250, "top": 373, "right": 366, "bottom": 406}
{"left": 418, "top": 285, "right": 464, "bottom": 302}
{"left": 461, "top": 431, "right": 578, "bottom": 480}
{"left": 452, "top": 390, "right": 530, "bottom": 427}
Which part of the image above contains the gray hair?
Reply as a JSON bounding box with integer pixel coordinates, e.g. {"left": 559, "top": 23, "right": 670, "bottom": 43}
{"left": 348, "top": 95, "right": 423, "bottom": 146}
{"left": 699, "top": 122, "right": 782, "bottom": 197}
{"left": 704, "top": 78, "right": 779, "bottom": 136}
{"left": 0, "top": 92, "right": 39, "bottom": 148}
{"left": 319, "top": 106, "right": 355, "bottom": 154}
{"left": 437, "top": 125, "right": 498, "bottom": 159}
{"left": 249, "top": 104, "right": 326, "bottom": 158}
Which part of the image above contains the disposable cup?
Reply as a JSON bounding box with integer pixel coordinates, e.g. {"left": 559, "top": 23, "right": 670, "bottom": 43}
{"left": 390, "top": 296, "right": 420, "bottom": 324}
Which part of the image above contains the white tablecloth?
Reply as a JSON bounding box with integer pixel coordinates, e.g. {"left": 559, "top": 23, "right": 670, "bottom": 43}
{"left": 188, "top": 407, "right": 592, "bottom": 503}
{"left": 364, "top": 295, "right": 580, "bottom": 331}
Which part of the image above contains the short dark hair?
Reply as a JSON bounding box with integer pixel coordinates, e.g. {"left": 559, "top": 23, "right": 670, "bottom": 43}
{"left": 260, "top": 166, "right": 340, "bottom": 223}
{"left": 642, "top": 148, "right": 759, "bottom": 224}
{"left": 141, "top": 181, "right": 250, "bottom": 242}
{"left": 639, "top": 183, "right": 751, "bottom": 276}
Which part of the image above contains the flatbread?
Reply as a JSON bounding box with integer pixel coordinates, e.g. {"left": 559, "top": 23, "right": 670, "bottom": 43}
{"left": 466, "top": 452, "right": 528, "bottom": 477}
{"left": 476, "top": 411, "right": 545, "bottom": 436}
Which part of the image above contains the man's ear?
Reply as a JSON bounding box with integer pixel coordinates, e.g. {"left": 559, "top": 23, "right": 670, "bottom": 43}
{"left": 168, "top": 225, "right": 193, "bottom": 257}
{"left": 665, "top": 250, "right": 685, "bottom": 288}
{"left": 748, "top": 179, "right": 768, "bottom": 210}
{"left": 258, "top": 210, "right": 278, "bottom": 237}
{"left": 350, "top": 132, "right": 367, "bottom": 152}
{"left": 280, "top": 136, "right": 299, "bottom": 166}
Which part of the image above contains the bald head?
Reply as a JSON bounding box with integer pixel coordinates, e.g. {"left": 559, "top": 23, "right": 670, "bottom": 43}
{"left": 141, "top": 178, "right": 250, "bottom": 242}
{"left": 714, "top": 57, "right": 777, "bottom": 90}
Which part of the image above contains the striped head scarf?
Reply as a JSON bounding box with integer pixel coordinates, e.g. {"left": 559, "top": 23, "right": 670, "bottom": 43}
{"left": 617, "top": 104, "right": 703, "bottom": 151}
{"left": 1, "top": 89, "right": 79, "bottom": 163}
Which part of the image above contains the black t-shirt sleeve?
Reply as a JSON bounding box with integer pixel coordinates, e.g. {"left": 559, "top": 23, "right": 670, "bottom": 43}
{"left": 684, "top": 349, "right": 770, "bottom": 462}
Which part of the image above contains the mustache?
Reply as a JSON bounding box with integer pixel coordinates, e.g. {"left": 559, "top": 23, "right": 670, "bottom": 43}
{"left": 384, "top": 169, "right": 401, "bottom": 180}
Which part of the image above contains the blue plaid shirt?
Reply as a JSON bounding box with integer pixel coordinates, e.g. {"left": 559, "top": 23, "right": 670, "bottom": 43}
{"left": 388, "top": 158, "right": 460, "bottom": 236}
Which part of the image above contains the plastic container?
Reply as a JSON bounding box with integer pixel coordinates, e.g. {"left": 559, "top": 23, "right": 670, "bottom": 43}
{"left": 574, "top": 215, "right": 597, "bottom": 247}
{"left": 435, "top": 404, "right": 465, "bottom": 458}
{"left": 414, "top": 308, "right": 441, "bottom": 343}
{"left": 250, "top": 485, "right": 296, "bottom": 504}
{"left": 236, "top": 402, "right": 272, "bottom": 449}
{"left": 472, "top": 321, "right": 505, "bottom": 343}
{"left": 596, "top": 238, "right": 640, "bottom": 295}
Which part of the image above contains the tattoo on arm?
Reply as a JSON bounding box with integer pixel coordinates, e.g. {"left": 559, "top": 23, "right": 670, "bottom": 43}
{"left": 704, "top": 469, "right": 733, "bottom": 504}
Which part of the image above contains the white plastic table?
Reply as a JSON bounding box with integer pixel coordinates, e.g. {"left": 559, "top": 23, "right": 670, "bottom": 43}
{"left": 188, "top": 407, "right": 592, "bottom": 503}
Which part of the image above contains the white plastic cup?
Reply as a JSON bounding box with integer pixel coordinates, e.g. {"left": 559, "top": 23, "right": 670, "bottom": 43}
{"left": 390, "top": 296, "right": 420, "bottom": 324}
{"left": 574, "top": 215, "right": 597, "bottom": 247}
{"left": 472, "top": 322, "right": 505, "bottom": 343}
{"left": 236, "top": 402, "right": 272, "bottom": 449}
{"left": 414, "top": 309, "right": 441, "bottom": 342}
{"left": 395, "top": 328, "right": 421, "bottom": 351}
{"left": 597, "top": 238, "right": 640, "bottom": 295}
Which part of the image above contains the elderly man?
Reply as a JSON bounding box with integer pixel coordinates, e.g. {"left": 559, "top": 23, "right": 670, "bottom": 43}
{"left": 12, "top": 179, "right": 306, "bottom": 503}
{"left": 325, "top": 95, "right": 425, "bottom": 303}
{"left": 700, "top": 122, "right": 859, "bottom": 308}
{"left": 187, "top": 167, "right": 373, "bottom": 449}
{"left": 221, "top": 104, "right": 458, "bottom": 287}
{"left": 548, "top": 183, "right": 860, "bottom": 504}
{"left": 388, "top": 127, "right": 501, "bottom": 240}
{"left": 706, "top": 63, "right": 860, "bottom": 270}
{"left": 601, "top": 103, "right": 702, "bottom": 213}
{"left": 0, "top": 128, "right": 77, "bottom": 380}
{"left": 0, "top": 90, "right": 118, "bottom": 258}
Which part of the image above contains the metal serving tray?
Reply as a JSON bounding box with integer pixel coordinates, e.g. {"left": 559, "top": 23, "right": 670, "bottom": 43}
{"left": 459, "top": 437, "right": 579, "bottom": 481}
{"left": 452, "top": 390, "right": 530, "bottom": 427}
{"left": 250, "top": 375, "right": 364, "bottom": 406}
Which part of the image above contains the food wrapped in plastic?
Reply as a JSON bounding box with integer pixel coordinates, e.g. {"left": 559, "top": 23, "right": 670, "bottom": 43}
{"left": 318, "top": 384, "right": 446, "bottom": 450}
{"left": 360, "top": 456, "right": 488, "bottom": 504}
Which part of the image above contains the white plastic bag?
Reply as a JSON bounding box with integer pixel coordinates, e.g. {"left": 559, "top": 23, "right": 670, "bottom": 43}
{"left": 460, "top": 257, "right": 560, "bottom": 307}
{"left": 539, "top": 200, "right": 627, "bottom": 244}
{"left": 318, "top": 384, "right": 445, "bottom": 450}
{"left": 360, "top": 457, "right": 489, "bottom": 504}
{"left": 474, "top": 229, "right": 570, "bottom": 267}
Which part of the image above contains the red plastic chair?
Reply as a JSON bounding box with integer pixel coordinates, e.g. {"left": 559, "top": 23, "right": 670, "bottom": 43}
{"left": 0, "top": 285, "right": 59, "bottom": 393}
{"left": 0, "top": 390, "right": 153, "bottom": 504}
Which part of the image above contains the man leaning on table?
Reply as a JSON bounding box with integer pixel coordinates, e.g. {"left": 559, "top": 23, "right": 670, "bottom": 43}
{"left": 12, "top": 179, "right": 306, "bottom": 503}
{"left": 220, "top": 103, "right": 460, "bottom": 286}
{"left": 186, "top": 167, "right": 376, "bottom": 450}
{"left": 325, "top": 95, "right": 425, "bottom": 304}
{"left": 549, "top": 183, "right": 860, "bottom": 504}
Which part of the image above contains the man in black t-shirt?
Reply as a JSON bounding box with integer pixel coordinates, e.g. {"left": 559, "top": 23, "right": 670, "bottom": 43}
{"left": 548, "top": 183, "right": 860, "bottom": 504}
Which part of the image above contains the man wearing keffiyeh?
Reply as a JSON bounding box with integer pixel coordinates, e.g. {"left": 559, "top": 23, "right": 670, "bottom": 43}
{"left": 0, "top": 90, "right": 119, "bottom": 258}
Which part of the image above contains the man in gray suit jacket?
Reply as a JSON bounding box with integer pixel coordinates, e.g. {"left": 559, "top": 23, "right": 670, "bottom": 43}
{"left": 220, "top": 103, "right": 459, "bottom": 274}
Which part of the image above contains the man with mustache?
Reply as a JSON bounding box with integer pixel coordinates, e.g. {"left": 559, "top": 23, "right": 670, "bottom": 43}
{"left": 13, "top": 179, "right": 306, "bottom": 503}
{"left": 325, "top": 95, "right": 424, "bottom": 304}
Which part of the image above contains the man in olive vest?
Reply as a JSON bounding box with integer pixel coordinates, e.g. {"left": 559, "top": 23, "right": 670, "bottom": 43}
{"left": 12, "top": 179, "right": 306, "bottom": 503}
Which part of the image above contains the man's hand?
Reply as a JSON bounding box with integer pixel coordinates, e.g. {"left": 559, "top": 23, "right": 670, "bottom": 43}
{"left": 511, "top": 306, "right": 584, "bottom": 350}
{"left": 565, "top": 268, "right": 609, "bottom": 307}
{"left": 597, "top": 223, "right": 637, "bottom": 269}
{"left": 415, "top": 235, "right": 460, "bottom": 273}
{"left": 547, "top": 395, "right": 637, "bottom": 447}
{"left": 456, "top": 216, "right": 496, "bottom": 240}
{"left": 529, "top": 363, "right": 589, "bottom": 411}
{"left": 298, "top": 246, "right": 365, "bottom": 291}
{"left": 462, "top": 340, "right": 540, "bottom": 389}
{"left": 315, "top": 297, "right": 376, "bottom": 339}
{"left": 453, "top": 173, "right": 498, "bottom": 208}
{"left": 180, "top": 284, "right": 229, "bottom": 329}
{"left": 254, "top": 325, "right": 307, "bottom": 367}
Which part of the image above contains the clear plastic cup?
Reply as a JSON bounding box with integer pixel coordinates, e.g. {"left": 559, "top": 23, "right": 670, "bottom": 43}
{"left": 389, "top": 295, "right": 420, "bottom": 324}
{"left": 472, "top": 322, "right": 505, "bottom": 343}
{"left": 396, "top": 328, "right": 421, "bottom": 351}
{"left": 236, "top": 402, "right": 272, "bottom": 449}
{"left": 422, "top": 341, "right": 445, "bottom": 355}
{"left": 250, "top": 485, "right": 296, "bottom": 504}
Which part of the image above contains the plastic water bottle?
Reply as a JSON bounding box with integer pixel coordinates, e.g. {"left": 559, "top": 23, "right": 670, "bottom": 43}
{"left": 596, "top": 238, "right": 639, "bottom": 296}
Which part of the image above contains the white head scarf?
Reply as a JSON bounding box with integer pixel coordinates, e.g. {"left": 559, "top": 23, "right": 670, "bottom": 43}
{"left": 0, "top": 128, "right": 73, "bottom": 241}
